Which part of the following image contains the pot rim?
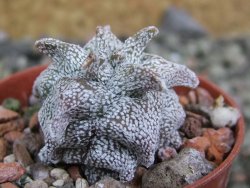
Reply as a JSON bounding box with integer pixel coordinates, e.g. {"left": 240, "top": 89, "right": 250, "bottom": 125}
{"left": 0, "top": 65, "right": 245, "bottom": 187}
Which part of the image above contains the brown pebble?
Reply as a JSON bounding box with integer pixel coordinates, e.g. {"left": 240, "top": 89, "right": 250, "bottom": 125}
{"left": 0, "top": 182, "right": 19, "bottom": 188}
{"left": 0, "top": 162, "right": 25, "bottom": 183}
{"left": 4, "top": 131, "right": 24, "bottom": 143}
{"left": 67, "top": 165, "right": 82, "bottom": 181}
{"left": 0, "top": 138, "right": 8, "bottom": 161}
{"left": 181, "top": 114, "right": 203, "bottom": 139}
{"left": 128, "top": 167, "right": 147, "bottom": 188}
{"left": 0, "top": 119, "right": 25, "bottom": 136}
{"left": 29, "top": 112, "right": 39, "bottom": 132}
{"left": 0, "top": 106, "right": 20, "bottom": 124}
{"left": 21, "top": 132, "right": 44, "bottom": 156}
{"left": 179, "top": 95, "right": 189, "bottom": 106}
{"left": 13, "top": 141, "right": 34, "bottom": 167}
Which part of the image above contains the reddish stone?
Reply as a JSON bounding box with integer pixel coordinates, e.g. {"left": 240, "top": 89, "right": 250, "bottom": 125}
{"left": 0, "top": 107, "right": 20, "bottom": 124}
{"left": 0, "top": 119, "right": 25, "bottom": 136}
{"left": 67, "top": 166, "right": 82, "bottom": 181}
{"left": 4, "top": 131, "right": 24, "bottom": 143}
{"left": 183, "top": 136, "right": 211, "bottom": 154}
{"left": 0, "top": 162, "right": 25, "bottom": 183}
{"left": 0, "top": 138, "right": 7, "bottom": 161}
{"left": 0, "top": 182, "right": 19, "bottom": 188}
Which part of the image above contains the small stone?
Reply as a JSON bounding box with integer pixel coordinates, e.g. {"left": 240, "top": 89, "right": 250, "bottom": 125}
{"left": 29, "top": 112, "right": 39, "bottom": 132}
{"left": 89, "top": 177, "right": 125, "bottom": 188}
{"left": 67, "top": 166, "right": 82, "bottom": 181}
{"left": 4, "top": 131, "right": 24, "bottom": 143}
{"left": 0, "top": 182, "right": 19, "bottom": 188}
{"left": 0, "top": 162, "right": 25, "bottom": 183}
{"left": 59, "top": 182, "right": 75, "bottom": 188}
{"left": 158, "top": 146, "right": 177, "bottom": 161}
{"left": 0, "top": 138, "right": 7, "bottom": 161}
{"left": 50, "top": 168, "right": 68, "bottom": 180}
{"left": 3, "top": 154, "right": 15, "bottom": 163}
{"left": 0, "top": 118, "right": 25, "bottom": 136}
{"left": 2, "top": 98, "right": 21, "bottom": 112}
{"left": 13, "top": 140, "right": 34, "bottom": 167}
{"left": 183, "top": 136, "right": 211, "bottom": 155}
{"left": 16, "top": 174, "right": 33, "bottom": 187}
{"left": 179, "top": 95, "right": 189, "bottom": 106}
{"left": 21, "top": 132, "right": 44, "bottom": 156}
{"left": 24, "top": 180, "right": 48, "bottom": 188}
{"left": 29, "top": 163, "right": 51, "bottom": 181}
{"left": 52, "top": 179, "right": 64, "bottom": 187}
{"left": 142, "top": 148, "right": 214, "bottom": 188}
{"left": 180, "top": 111, "right": 204, "bottom": 138}
{"left": 0, "top": 106, "right": 20, "bottom": 123}
{"left": 204, "top": 128, "right": 235, "bottom": 164}
{"left": 75, "top": 178, "right": 89, "bottom": 188}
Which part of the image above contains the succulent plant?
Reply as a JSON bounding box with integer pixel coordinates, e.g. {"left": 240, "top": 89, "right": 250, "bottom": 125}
{"left": 32, "top": 25, "right": 199, "bottom": 183}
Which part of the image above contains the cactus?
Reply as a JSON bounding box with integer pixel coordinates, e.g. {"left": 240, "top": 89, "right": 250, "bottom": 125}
{"left": 32, "top": 25, "right": 199, "bottom": 183}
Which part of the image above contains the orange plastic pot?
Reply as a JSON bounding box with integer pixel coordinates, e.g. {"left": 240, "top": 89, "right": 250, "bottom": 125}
{"left": 0, "top": 65, "right": 245, "bottom": 188}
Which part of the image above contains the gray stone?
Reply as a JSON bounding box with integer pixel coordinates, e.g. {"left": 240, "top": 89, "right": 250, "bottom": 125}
{"left": 24, "top": 180, "right": 48, "bottom": 188}
{"left": 29, "top": 163, "right": 51, "bottom": 181}
{"left": 142, "top": 148, "right": 214, "bottom": 188}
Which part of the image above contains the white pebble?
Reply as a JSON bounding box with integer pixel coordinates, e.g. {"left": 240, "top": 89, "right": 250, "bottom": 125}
{"left": 210, "top": 106, "right": 240, "bottom": 128}
{"left": 52, "top": 179, "right": 64, "bottom": 187}
{"left": 75, "top": 178, "right": 89, "bottom": 188}
{"left": 50, "top": 168, "right": 68, "bottom": 179}
{"left": 3, "top": 154, "right": 15, "bottom": 163}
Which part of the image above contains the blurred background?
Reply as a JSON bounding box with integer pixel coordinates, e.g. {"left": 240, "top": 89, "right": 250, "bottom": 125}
{"left": 0, "top": 1, "right": 249, "bottom": 187}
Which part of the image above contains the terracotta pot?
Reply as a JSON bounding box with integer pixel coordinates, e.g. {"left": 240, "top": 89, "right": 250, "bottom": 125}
{"left": 0, "top": 65, "right": 245, "bottom": 188}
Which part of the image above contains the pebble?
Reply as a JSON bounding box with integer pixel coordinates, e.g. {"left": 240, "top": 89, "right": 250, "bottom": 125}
{"left": 4, "top": 131, "right": 24, "bottom": 143}
{"left": 59, "top": 182, "right": 75, "bottom": 188}
{"left": 0, "top": 106, "right": 20, "bottom": 123}
{"left": 75, "top": 178, "right": 89, "bottom": 188}
{"left": 0, "top": 118, "right": 25, "bottom": 136}
{"left": 21, "top": 132, "right": 44, "bottom": 155}
{"left": 67, "top": 165, "right": 82, "bottom": 181}
{"left": 142, "top": 148, "right": 214, "bottom": 188}
{"left": 50, "top": 168, "right": 68, "bottom": 180}
{"left": 29, "top": 163, "right": 51, "bottom": 181}
{"left": 89, "top": 177, "right": 125, "bottom": 188}
{"left": 0, "top": 182, "right": 19, "bottom": 188}
{"left": 52, "top": 179, "right": 64, "bottom": 187}
{"left": 24, "top": 180, "right": 48, "bottom": 188}
{"left": 3, "top": 154, "right": 15, "bottom": 163}
{"left": 158, "top": 146, "right": 177, "bottom": 161}
{"left": 0, "top": 138, "right": 7, "bottom": 161}
{"left": 13, "top": 140, "right": 34, "bottom": 167}
{"left": 0, "top": 162, "right": 25, "bottom": 183}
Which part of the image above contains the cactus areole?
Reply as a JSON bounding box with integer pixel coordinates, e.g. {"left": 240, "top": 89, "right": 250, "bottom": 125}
{"left": 32, "top": 25, "right": 199, "bottom": 183}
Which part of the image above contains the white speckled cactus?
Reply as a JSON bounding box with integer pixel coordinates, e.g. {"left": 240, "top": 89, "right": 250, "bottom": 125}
{"left": 32, "top": 25, "right": 199, "bottom": 183}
